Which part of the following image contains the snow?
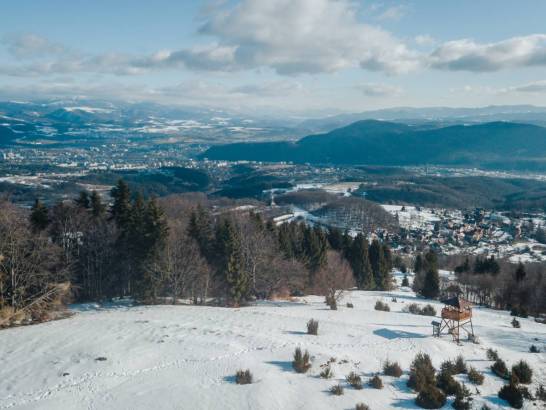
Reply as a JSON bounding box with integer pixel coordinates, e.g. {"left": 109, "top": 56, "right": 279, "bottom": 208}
{"left": 0, "top": 288, "right": 544, "bottom": 409}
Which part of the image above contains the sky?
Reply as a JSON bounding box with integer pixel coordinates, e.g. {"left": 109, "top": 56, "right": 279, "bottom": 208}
{"left": 2, "top": 0, "right": 546, "bottom": 115}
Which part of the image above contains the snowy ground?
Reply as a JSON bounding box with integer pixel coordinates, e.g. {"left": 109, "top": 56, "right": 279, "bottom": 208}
{"left": 0, "top": 286, "right": 544, "bottom": 409}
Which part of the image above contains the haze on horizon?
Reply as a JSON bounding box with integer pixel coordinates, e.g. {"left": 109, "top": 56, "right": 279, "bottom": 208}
{"left": 2, "top": 0, "right": 546, "bottom": 115}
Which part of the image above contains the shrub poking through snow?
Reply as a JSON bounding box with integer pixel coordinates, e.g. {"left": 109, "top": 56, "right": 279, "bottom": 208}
{"left": 355, "top": 403, "right": 370, "bottom": 410}
{"left": 325, "top": 296, "right": 337, "bottom": 310}
{"left": 369, "top": 374, "right": 383, "bottom": 389}
{"left": 235, "top": 369, "right": 253, "bottom": 384}
{"left": 491, "top": 358, "right": 510, "bottom": 380}
{"left": 467, "top": 366, "right": 484, "bottom": 385}
{"left": 330, "top": 384, "right": 344, "bottom": 396}
{"left": 440, "top": 360, "right": 456, "bottom": 376}
{"left": 307, "top": 319, "right": 318, "bottom": 335}
{"left": 405, "top": 303, "right": 436, "bottom": 316}
{"left": 486, "top": 348, "right": 499, "bottom": 361}
{"left": 415, "top": 384, "right": 446, "bottom": 409}
{"left": 454, "top": 355, "right": 467, "bottom": 374}
{"left": 292, "top": 347, "right": 311, "bottom": 373}
{"left": 346, "top": 371, "right": 363, "bottom": 389}
{"left": 402, "top": 275, "right": 409, "bottom": 287}
{"left": 536, "top": 384, "right": 546, "bottom": 401}
{"left": 498, "top": 382, "right": 524, "bottom": 409}
{"left": 511, "top": 360, "right": 532, "bottom": 384}
{"left": 408, "top": 353, "right": 436, "bottom": 392}
{"left": 346, "top": 302, "right": 354, "bottom": 308}
{"left": 383, "top": 360, "right": 403, "bottom": 377}
{"left": 320, "top": 366, "right": 334, "bottom": 379}
{"left": 421, "top": 304, "right": 437, "bottom": 316}
{"left": 529, "top": 344, "right": 540, "bottom": 353}
{"left": 374, "top": 300, "right": 390, "bottom": 312}
{"left": 436, "top": 368, "right": 461, "bottom": 396}
{"left": 452, "top": 383, "right": 473, "bottom": 410}
{"left": 511, "top": 317, "right": 520, "bottom": 328}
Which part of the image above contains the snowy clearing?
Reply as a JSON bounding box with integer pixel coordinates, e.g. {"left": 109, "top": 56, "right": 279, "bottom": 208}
{"left": 0, "top": 289, "right": 544, "bottom": 410}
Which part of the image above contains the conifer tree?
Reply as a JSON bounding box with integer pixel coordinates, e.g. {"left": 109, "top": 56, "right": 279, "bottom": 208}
{"left": 515, "top": 262, "right": 526, "bottom": 282}
{"left": 369, "top": 239, "right": 387, "bottom": 290}
{"left": 421, "top": 251, "right": 440, "bottom": 299}
{"left": 110, "top": 179, "right": 131, "bottom": 227}
{"left": 75, "top": 191, "right": 90, "bottom": 209}
{"left": 349, "top": 234, "right": 373, "bottom": 289}
{"left": 30, "top": 198, "right": 49, "bottom": 231}
{"left": 90, "top": 190, "right": 105, "bottom": 217}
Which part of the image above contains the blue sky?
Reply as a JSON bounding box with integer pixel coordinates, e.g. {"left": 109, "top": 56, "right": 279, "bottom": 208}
{"left": 2, "top": 0, "right": 546, "bottom": 114}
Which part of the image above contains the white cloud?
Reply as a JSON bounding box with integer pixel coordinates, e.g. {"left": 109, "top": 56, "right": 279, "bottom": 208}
{"left": 2, "top": 33, "right": 67, "bottom": 58}
{"left": 415, "top": 34, "right": 436, "bottom": 47}
{"left": 499, "top": 80, "right": 546, "bottom": 94}
{"left": 358, "top": 82, "right": 403, "bottom": 97}
{"left": 429, "top": 34, "right": 546, "bottom": 71}
{"left": 375, "top": 5, "right": 407, "bottom": 22}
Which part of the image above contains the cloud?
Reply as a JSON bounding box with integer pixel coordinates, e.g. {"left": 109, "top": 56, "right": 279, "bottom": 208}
{"left": 358, "top": 82, "right": 403, "bottom": 97}
{"left": 375, "top": 5, "right": 408, "bottom": 22}
{"left": 500, "top": 80, "right": 546, "bottom": 94}
{"left": 2, "top": 33, "right": 67, "bottom": 58}
{"left": 415, "top": 35, "right": 436, "bottom": 47}
{"left": 429, "top": 34, "right": 546, "bottom": 71}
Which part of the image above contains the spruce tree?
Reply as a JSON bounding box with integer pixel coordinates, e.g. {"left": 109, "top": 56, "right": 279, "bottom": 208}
{"left": 349, "top": 234, "right": 373, "bottom": 289}
{"left": 75, "top": 191, "right": 90, "bottom": 209}
{"left": 30, "top": 199, "right": 49, "bottom": 231}
{"left": 369, "top": 239, "right": 387, "bottom": 290}
{"left": 421, "top": 258, "right": 440, "bottom": 300}
{"left": 90, "top": 190, "right": 105, "bottom": 217}
{"left": 110, "top": 179, "right": 132, "bottom": 227}
{"left": 515, "top": 262, "right": 526, "bottom": 282}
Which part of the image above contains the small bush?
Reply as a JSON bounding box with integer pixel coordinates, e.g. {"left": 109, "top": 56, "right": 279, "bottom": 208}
{"left": 536, "top": 384, "right": 546, "bottom": 401}
{"left": 529, "top": 344, "right": 540, "bottom": 353}
{"left": 437, "top": 370, "right": 461, "bottom": 396}
{"left": 391, "top": 297, "right": 397, "bottom": 303}
{"left": 511, "top": 318, "right": 520, "bottom": 328}
{"left": 498, "top": 384, "right": 523, "bottom": 409}
{"left": 415, "top": 384, "right": 447, "bottom": 409}
{"left": 486, "top": 348, "right": 499, "bottom": 361}
{"left": 346, "top": 371, "right": 363, "bottom": 389}
{"left": 320, "top": 366, "right": 334, "bottom": 379}
{"left": 511, "top": 360, "right": 532, "bottom": 384}
{"left": 235, "top": 369, "right": 253, "bottom": 385}
{"left": 421, "top": 304, "right": 437, "bottom": 316}
{"left": 405, "top": 303, "right": 436, "bottom": 316}
{"left": 467, "top": 366, "right": 484, "bottom": 385}
{"left": 307, "top": 319, "right": 319, "bottom": 335}
{"left": 374, "top": 300, "right": 390, "bottom": 312}
{"left": 330, "top": 384, "right": 344, "bottom": 396}
{"left": 408, "top": 353, "right": 436, "bottom": 392}
{"left": 454, "top": 355, "right": 467, "bottom": 374}
{"left": 292, "top": 347, "right": 311, "bottom": 373}
{"left": 346, "top": 302, "right": 354, "bottom": 308}
{"left": 440, "top": 360, "right": 456, "bottom": 376}
{"left": 369, "top": 374, "right": 383, "bottom": 389}
{"left": 383, "top": 360, "right": 403, "bottom": 377}
{"left": 355, "top": 403, "right": 370, "bottom": 410}
{"left": 452, "top": 383, "right": 472, "bottom": 410}
{"left": 402, "top": 275, "right": 410, "bottom": 287}
{"left": 491, "top": 358, "right": 510, "bottom": 380}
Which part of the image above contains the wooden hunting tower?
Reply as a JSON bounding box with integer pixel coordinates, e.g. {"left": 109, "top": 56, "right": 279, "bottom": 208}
{"left": 437, "top": 296, "right": 475, "bottom": 343}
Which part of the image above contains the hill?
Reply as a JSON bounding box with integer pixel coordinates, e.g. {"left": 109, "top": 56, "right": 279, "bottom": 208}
{"left": 1, "top": 282, "right": 544, "bottom": 409}
{"left": 202, "top": 120, "right": 546, "bottom": 170}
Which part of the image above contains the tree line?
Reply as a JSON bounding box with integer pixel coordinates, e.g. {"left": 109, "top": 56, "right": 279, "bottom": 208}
{"left": 0, "top": 179, "right": 396, "bottom": 320}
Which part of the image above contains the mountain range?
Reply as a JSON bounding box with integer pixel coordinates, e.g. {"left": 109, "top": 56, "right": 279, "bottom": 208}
{"left": 202, "top": 120, "right": 546, "bottom": 170}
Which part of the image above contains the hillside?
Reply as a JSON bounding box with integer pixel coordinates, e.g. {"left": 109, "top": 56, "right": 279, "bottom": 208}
{"left": 0, "top": 279, "right": 544, "bottom": 410}
{"left": 202, "top": 120, "right": 546, "bottom": 170}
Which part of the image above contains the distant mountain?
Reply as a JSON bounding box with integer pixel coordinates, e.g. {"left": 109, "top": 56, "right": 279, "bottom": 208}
{"left": 201, "top": 120, "right": 546, "bottom": 169}
{"left": 0, "top": 126, "right": 18, "bottom": 145}
{"left": 299, "top": 105, "right": 546, "bottom": 133}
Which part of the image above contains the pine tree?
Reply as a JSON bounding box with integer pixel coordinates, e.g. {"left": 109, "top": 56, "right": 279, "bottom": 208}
{"left": 369, "top": 239, "right": 387, "bottom": 290}
{"left": 349, "top": 234, "right": 373, "bottom": 289}
{"left": 90, "top": 190, "right": 105, "bottom": 217}
{"left": 187, "top": 205, "right": 214, "bottom": 262}
{"left": 216, "top": 219, "right": 248, "bottom": 306}
{"left": 327, "top": 227, "right": 344, "bottom": 250}
{"left": 75, "top": 191, "right": 90, "bottom": 209}
{"left": 110, "top": 179, "right": 132, "bottom": 227}
{"left": 515, "top": 262, "right": 526, "bottom": 282}
{"left": 421, "top": 251, "right": 440, "bottom": 299}
{"left": 30, "top": 199, "right": 49, "bottom": 231}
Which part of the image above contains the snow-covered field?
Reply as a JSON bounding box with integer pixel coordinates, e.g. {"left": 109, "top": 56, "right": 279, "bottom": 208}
{"left": 1, "top": 287, "right": 544, "bottom": 409}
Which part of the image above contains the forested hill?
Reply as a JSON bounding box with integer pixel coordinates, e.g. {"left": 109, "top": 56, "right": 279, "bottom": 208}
{"left": 201, "top": 120, "right": 546, "bottom": 168}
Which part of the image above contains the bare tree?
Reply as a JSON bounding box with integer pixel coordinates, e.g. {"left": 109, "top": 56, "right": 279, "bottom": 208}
{"left": 313, "top": 250, "right": 355, "bottom": 305}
